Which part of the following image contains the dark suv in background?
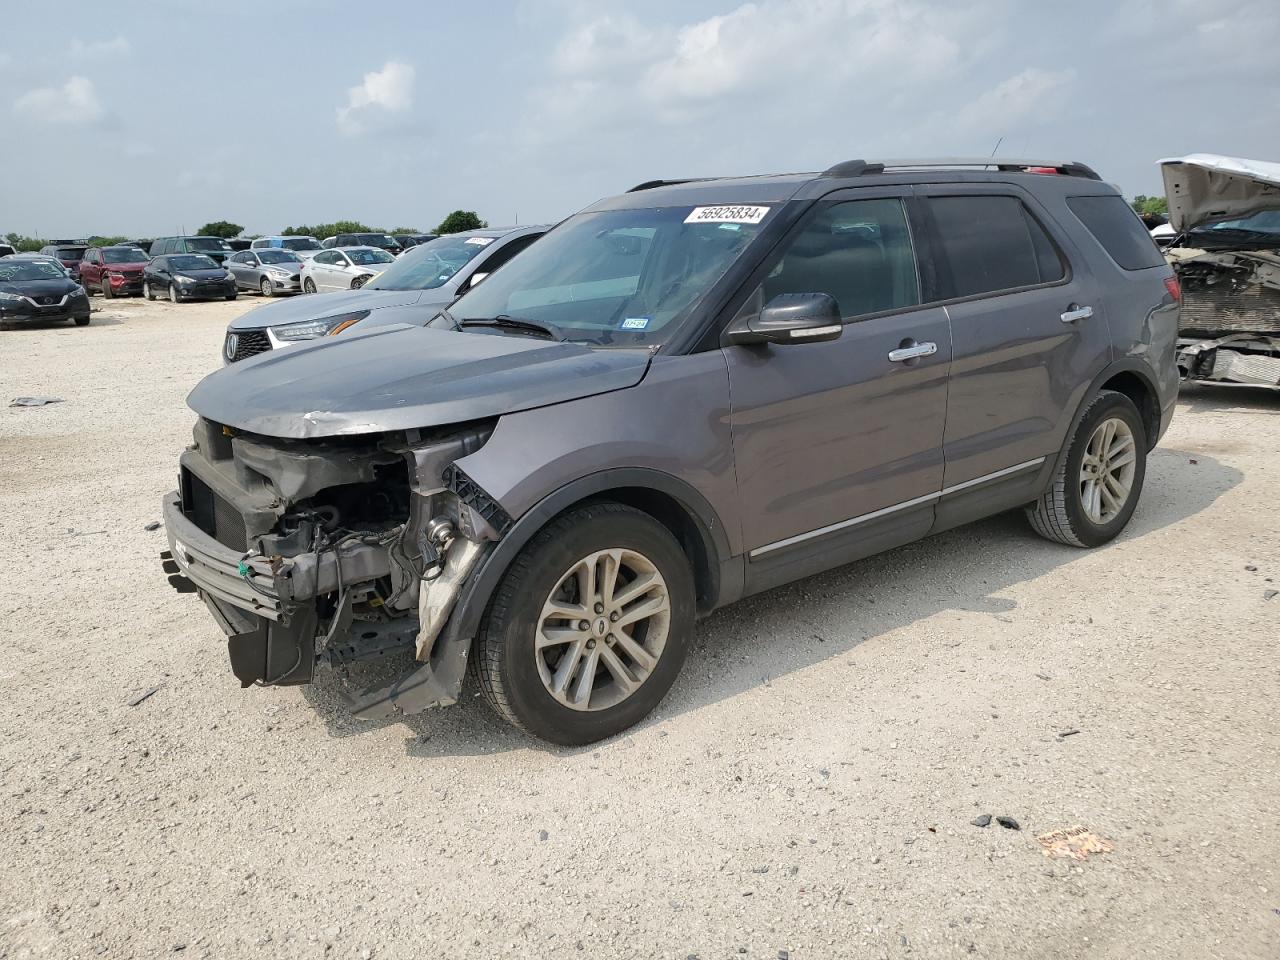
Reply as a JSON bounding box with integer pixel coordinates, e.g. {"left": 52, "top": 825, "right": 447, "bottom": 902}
{"left": 163, "top": 158, "right": 1179, "bottom": 745}
{"left": 149, "top": 236, "right": 234, "bottom": 264}
{"left": 39, "top": 243, "right": 89, "bottom": 279}
{"left": 320, "top": 232, "right": 402, "bottom": 255}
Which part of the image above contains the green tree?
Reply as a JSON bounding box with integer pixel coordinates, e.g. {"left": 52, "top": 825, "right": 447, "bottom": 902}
{"left": 197, "top": 220, "right": 244, "bottom": 238}
{"left": 88, "top": 235, "right": 129, "bottom": 247}
{"left": 280, "top": 220, "right": 377, "bottom": 239}
{"left": 5, "top": 232, "right": 45, "bottom": 252}
{"left": 435, "top": 210, "right": 487, "bottom": 234}
{"left": 388, "top": 226, "right": 421, "bottom": 235}
{"left": 1130, "top": 195, "right": 1168, "bottom": 217}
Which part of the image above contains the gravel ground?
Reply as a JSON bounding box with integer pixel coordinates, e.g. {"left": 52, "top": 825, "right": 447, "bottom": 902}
{"left": 2, "top": 296, "right": 1278, "bottom": 960}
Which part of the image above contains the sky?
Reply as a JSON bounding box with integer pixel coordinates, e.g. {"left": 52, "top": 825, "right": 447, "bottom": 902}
{"left": 2, "top": 0, "right": 1278, "bottom": 239}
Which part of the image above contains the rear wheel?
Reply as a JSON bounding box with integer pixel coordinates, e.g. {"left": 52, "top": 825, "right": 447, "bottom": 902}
{"left": 471, "top": 502, "right": 695, "bottom": 745}
{"left": 303, "top": 277, "right": 316, "bottom": 294}
{"left": 260, "top": 276, "right": 273, "bottom": 297}
{"left": 1026, "top": 390, "right": 1147, "bottom": 547}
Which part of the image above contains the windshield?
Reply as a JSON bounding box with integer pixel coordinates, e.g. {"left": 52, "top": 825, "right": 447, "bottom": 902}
{"left": 367, "top": 235, "right": 495, "bottom": 291}
{"left": 0, "top": 261, "right": 66, "bottom": 282}
{"left": 347, "top": 248, "right": 395, "bottom": 266}
{"left": 54, "top": 247, "right": 86, "bottom": 261}
{"left": 280, "top": 238, "right": 320, "bottom": 251}
{"left": 257, "top": 250, "right": 300, "bottom": 265}
{"left": 447, "top": 206, "right": 771, "bottom": 345}
{"left": 170, "top": 255, "right": 219, "bottom": 270}
{"left": 1191, "top": 210, "right": 1280, "bottom": 239}
{"left": 102, "top": 248, "right": 143, "bottom": 263}
{"left": 187, "top": 237, "right": 231, "bottom": 251}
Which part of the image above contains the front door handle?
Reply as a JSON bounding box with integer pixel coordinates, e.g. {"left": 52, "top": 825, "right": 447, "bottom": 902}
{"left": 1061, "top": 305, "right": 1094, "bottom": 324}
{"left": 888, "top": 340, "right": 938, "bottom": 363}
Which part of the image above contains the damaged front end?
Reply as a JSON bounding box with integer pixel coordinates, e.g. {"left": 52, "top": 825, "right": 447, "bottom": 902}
{"left": 161, "top": 416, "right": 507, "bottom": 716}
{"left": 1171, "top": 249, "right": 1280, "bottom": 388}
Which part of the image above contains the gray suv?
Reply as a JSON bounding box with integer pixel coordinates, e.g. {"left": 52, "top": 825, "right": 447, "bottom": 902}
{"left": 161, "top": 158, "right": 1180, "bottom": 745}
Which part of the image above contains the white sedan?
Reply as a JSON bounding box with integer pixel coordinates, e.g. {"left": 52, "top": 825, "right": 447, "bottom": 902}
{"left": 300, "top": 246, "right": 396, "bottom": 293}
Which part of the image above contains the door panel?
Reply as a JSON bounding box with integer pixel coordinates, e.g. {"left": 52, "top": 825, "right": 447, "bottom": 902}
{"left": 727, "top": 307, "right": 951, "bottom": 557}
{"left": 920, "top": 186, "right": 1112, "bottom": 489}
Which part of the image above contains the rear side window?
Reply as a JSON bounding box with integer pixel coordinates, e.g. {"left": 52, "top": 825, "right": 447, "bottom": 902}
{"left": 927, "top": 196, "right": 1065, "bottom": 299}
{"left": 1066, "top": 195, "right": 1167, "bottom": 270}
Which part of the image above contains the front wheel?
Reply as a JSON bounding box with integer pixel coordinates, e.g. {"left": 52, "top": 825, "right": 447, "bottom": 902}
{"left": 303, "top": 277, "right": 316, "bottom": 294}
{"left": 143, "top": 281, "right": 155, "bottom": 301}
{"left": 225, "top": 292, "right": 237, "bottom": 301}
{"left": 74, "top": 316, "right": 90, "bottom": 326}
{"left": 470, "top": 502, "right": 695, "bottom": 745}
{"left": 169, "top": 284, "right": 180, "bottom": 304}
{"left": 1026, "top": 390, "right": 1147, "bottom": 547}
{"left": 101, "top": 279, "right": 113, "bottom": 300}
{"left": 260, "top": 277, "right": 273, "bottom": 297}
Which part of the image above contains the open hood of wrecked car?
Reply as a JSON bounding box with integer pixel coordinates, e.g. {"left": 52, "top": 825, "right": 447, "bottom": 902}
{"left": 1160, "top": 154, "right": 1280, "bottom": 232}
{"left": 187, "top": 324, "right": 652, "bottom": 439}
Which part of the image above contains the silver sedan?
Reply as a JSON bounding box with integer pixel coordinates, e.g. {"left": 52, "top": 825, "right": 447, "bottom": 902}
{"left": 300, "top": 246, "right": 396, "bottom": 293}
{"left": 226, "top": 249, "right": 305, "bottom": 297}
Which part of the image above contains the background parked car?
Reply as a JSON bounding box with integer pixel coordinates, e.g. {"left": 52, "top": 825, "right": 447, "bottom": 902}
{"left": 226, "top": 239, "right": 253, "bottom": 252}
{"left": 39, "top": 243, "right": 88, "bottom": 279}
{"left": 222, "top": 225, "right": 546, "bottom": 362}
{"left": 149, "top": 236, "right": 234, "bottom": 264}
{"left": 143, "top": 254, "right": 237, "bottom": 303}
{"left": 3, "top": 252, "right": 73, "bottom": 276}
{"left": 226, "top": 249, "right": 304, "bottom": 297}
{"left": 0, "top": 256, "right": 91, "bottom": 327}
{"left": 393, "top": 233, "right": 437, "bottom": 251}
{"left": 300, "top": 246, "right": 395, "bottom": 292}
{"left": 251, "top": 235, "right": 322, "bottom": 258}
{"left": 79, "top": 245, "right": 149, "bottom": 298}
{"left": 320, "top": 232, "right": 401, "bottom": 255}
{"left": 0, "top": 242, "right": 15, "bottom": 258}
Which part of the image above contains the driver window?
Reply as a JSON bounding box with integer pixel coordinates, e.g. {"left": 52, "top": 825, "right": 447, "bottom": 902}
{"left": 763, "top": 198, "right": 920, "bottom": 320}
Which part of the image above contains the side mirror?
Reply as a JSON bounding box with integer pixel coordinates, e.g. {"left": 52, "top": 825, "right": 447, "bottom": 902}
{"left": 727, "top": 292, "right": 843, "bottom": 346}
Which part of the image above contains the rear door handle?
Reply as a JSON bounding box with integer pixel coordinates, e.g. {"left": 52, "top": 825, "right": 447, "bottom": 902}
{"left": 888, "top": 341, "right": 938, "bottom": 362}
{"left": 1060, "top": 305, "right": 1094, "bottom": 323}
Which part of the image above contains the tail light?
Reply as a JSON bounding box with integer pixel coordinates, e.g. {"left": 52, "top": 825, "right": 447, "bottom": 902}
{"left": 1163, "top": 275, "right": 1181, "bottom": 302}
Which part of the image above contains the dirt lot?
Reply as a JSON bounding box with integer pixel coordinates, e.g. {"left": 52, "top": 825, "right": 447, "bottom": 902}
{"left": 1, "top": 295, "right": 1278, "bottom": 960}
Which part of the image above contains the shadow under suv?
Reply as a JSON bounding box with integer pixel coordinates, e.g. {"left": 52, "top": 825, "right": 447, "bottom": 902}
{"left": 162, "top": 157, "right": 1180, "bottom": 745}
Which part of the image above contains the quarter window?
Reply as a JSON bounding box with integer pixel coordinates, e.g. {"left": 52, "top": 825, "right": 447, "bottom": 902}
{"left": 927, "top": 196, "right": 1065, "bottom": 299}
{"left": 1066, "top": 195, "right": 1167, "bottom": 270}
{"left": 763, "top": 198, "right": 920, "bottom": 319}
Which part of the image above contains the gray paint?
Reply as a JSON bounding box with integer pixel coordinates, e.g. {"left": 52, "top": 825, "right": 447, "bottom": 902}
{"left": 187, "top": 324, "right": 652, "bottom": 438}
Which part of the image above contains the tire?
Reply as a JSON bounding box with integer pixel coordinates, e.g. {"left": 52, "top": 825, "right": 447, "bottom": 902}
{"left": 143, "top": 281, "right": 155, "bottom": 301}
{"left": 169, "top": 284, "right": 180, "bottom": 304}
{"left": 101, "top": 279, "right": 113, "bottom": 300}
{"left": 303, "top": 277, "right": 316, "bottom": 294}
{"left": 225, "top": 293, "right": 238, "bottom": 301}
{"left": 471, "top": 502, "right": 695, "bottom": 745}
{"left": 74, "top": 316, "right": 90, "bottom": 326}
{"left": 260, "top": 277, "right": 273, "bottom": 297}
{"left": 1026, "top": 390, "right": 1147, "bottom": 548}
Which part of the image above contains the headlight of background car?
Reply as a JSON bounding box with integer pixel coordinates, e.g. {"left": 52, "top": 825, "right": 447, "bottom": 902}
{"left": 0, "top": 291, "right": 23, "bottom": 301}
{"left": 273, "top": 310, "right": 370, "bottom": 341}
{"left": 175, "top": 275, "right": 195, "bottom": 284}
{"left": 267, "top": 267, "right": 291, "bottom": 278}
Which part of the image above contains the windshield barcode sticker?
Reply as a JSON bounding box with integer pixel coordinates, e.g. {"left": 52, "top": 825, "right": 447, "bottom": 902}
{"left": 684, "top": 205, "right": 770, "bottom": 225}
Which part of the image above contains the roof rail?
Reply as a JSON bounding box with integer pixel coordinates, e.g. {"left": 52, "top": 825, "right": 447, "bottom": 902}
{"left": 823, "top": 157, "right": 1102, "bottom": 181}
{"left": 626, "top": 178, "right": 712, "bottom": 192}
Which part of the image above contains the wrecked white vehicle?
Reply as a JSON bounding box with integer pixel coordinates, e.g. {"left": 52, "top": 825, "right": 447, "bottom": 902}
{"left": 1161, "top": 154, "right": 1280, "bottom": 388}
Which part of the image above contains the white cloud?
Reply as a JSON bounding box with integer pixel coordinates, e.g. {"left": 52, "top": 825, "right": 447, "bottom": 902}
{"left": 553, "top": 14, "right": 660, "bottom": 77}
{"left": 336, "top": 61, "right": 415, "bottom": 135}
{"left": 69, "top": 36, "right": 131, "bottom": 60}
{"left": 956, "top": 68, "right": 1075, "bottom": 131}
{"left": 13, "top": 76, "right": 104, "bottom": 124}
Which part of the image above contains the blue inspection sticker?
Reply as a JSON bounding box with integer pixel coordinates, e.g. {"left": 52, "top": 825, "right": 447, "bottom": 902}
{"left": 621, "top": 317, "right": 650, "bottom": 330}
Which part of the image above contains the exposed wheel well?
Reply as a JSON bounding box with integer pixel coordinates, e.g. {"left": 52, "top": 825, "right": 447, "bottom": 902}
{"left": 1099, "top": 371, "right": 1158, "bottom": 448}
{"left": 579, "top": 487, "right": 719, "bottom": 615}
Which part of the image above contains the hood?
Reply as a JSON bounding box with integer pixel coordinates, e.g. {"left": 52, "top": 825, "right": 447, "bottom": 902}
{"left": 187, "top": 324, "right": 652, "bottom": 439}
{"left": 0, "top": 278, "right": 79, "bottom": 297}
{"left": 227, "top": 287, "right": 425, "bottom": 331}
{"left": 104, "top": 260, "right": 148, "bottom": 272}
{"left": 176, "top": 267, "right": 229, "bottom": 280}
{"left": 1160, "top": 154, "right": 1280, "bottom": 232}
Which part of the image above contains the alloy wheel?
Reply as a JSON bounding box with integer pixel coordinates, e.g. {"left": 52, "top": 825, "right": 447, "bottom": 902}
{"left": 535, "top": 548, "right": 671, "bottom": 712}
{"left": 261, "top": 277, "right": 272, "bottom": 297}
{"left": 169, "top": 284, "right": 179, "bottom": 304}
{"left": 1079, "top": 417, "right": 1137, "bottom": 524}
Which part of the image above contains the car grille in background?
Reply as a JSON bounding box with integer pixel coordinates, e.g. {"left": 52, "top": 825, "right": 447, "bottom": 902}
{"left": 290, "top": 275, "right": 300, "bottom": 282}
{"left": 228, "top": 329, "right": 271, "bottom": 363}
{"left": 1181, "top": 283, "right": 1280, "bottom": 337}
{"left": 181, "top": 469, "right": 248, "bottom": 552}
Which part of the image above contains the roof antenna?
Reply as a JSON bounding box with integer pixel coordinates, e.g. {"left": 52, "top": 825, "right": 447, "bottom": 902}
{"left": 989, "top": 137, "right": 1004, "bottom": 158}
